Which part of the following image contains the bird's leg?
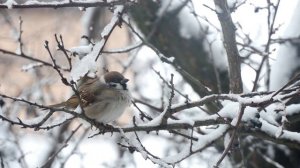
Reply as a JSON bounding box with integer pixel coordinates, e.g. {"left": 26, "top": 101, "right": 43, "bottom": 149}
{"left": 92, "top": 121, "right": 115, "bottom": 135}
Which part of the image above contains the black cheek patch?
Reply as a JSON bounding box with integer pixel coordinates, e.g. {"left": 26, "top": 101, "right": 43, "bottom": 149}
{"left": 122, "top": 84, "right": 127, "bottom": 90}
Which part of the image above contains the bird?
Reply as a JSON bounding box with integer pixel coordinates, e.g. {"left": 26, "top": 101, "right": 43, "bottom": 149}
{"left": 49, "top": 71, "right": 131, "bottom": 124}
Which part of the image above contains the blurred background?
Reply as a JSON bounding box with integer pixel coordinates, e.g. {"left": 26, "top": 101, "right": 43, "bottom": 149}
{"left": 1, "top": 0, "right": 300, "bottom": 168}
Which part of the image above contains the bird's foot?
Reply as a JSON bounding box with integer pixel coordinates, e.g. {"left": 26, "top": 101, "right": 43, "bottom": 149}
{"left": 94, "top": 122, "right": 115, "bottom": 135}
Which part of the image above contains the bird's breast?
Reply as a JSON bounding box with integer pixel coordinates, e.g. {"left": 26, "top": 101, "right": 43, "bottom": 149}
{"left": 83, "top": 90, "right": 131, "bottom": 123}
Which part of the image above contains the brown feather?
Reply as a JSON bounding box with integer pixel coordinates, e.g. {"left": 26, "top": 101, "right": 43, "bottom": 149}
{"left": 48, "top": 71, "right": 127, "bottom": 111}
{"left": 61, "top": 79, "right": 108, "bottom": 109}
{"left": 48, "top": 102, "right": 67, "bottom": 108}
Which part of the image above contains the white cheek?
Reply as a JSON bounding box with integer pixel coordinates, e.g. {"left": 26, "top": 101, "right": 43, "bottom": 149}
{"left": 115, "top": 83, "right": 124, "bottom": 90}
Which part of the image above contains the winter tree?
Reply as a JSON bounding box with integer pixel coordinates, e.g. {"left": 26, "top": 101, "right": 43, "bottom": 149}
{"left": 0, "top": 0, "right": 300, "bottom": 167}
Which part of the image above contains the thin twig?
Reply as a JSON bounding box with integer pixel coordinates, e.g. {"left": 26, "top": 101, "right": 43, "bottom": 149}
{"left": 123, "top": 18, "right": 215, "bottom": 102}
{"left": 44, "top": 41, "right": 70, "bottom": 86}
{"left": 0, "top": 0, "right": 136, "bottom": 9}
{"left": 0, "top": 48, "right": 68, "bottom": 70}
{"left": 40, "top": 124, "right": 83, "bottom": 168}
{"left": 214, "top": 104, "right": 245, "bottom": 167}
{"left": 18, "top": 16, "right": 24, "bottom": 55}
{"left": 95, "top": 6, "right": 125, "bottom": 61}
{"left": 133, "top": 99, "right": 162, "bottom": 112}
{"left": 131, "top": 100, "right": 153, "bottom": 121}
{"left": 54, "top": 34, "right": 72, "bottom": 71}
{"left": 102, "top": 42, "right": 143, "bottom": 54}
{"left": 152, "top": 68, "right": 191, "bottom": 101}
{"left": 161, "top": 74, "right": 175, "bottom": 124}
{"left": 59, "top": 127, "right": 88, "bottom": 168}
{"left": 252, "top": 0, "right": 281, "bottom": 91}
{"left": 44, "top": 41, "right": 85, "bottom": 115}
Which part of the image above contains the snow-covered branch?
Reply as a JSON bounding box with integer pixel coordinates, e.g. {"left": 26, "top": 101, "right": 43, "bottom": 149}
{"left": 2, "top": 0, "right": 300, "bottom": 167}
{"left": 0, "top": 0, "right": 135, "bottom": 9}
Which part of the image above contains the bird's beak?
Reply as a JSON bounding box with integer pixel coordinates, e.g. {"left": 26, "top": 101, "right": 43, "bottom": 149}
{"left": 120, "top": 78, "right": 129, "bottom": 84}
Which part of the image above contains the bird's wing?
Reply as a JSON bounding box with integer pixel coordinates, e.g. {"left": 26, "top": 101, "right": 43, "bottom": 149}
{"left": 65, "top": 81, "right": 109, "bottom": 108}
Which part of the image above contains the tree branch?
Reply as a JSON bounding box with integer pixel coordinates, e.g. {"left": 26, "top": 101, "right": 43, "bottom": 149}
{"left": 213, "top": 0, "right": 243, "bottom": 93}
{"left": 0, "top": 0, "right": 135, "bottom": 9}
{"left": 0, "top": 48, "right": 68, "bottom": 70}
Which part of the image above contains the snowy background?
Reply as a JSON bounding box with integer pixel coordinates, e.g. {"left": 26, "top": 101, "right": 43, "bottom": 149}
{"left": 1, "top": 0, "right": 300, "bottom": 168}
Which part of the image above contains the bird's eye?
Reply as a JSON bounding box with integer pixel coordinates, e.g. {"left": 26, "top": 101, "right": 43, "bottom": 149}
{"left": 109, "top": 83, "right": 117, "bottom": 87}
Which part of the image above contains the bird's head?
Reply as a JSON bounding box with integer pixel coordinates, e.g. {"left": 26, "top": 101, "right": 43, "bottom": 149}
{"left": 103, "top": 71, "right": 129, "bottom": 90}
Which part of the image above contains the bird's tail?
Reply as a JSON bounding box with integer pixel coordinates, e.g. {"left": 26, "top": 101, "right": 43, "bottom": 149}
{"left": 45, "top": 102, "right": 66, "bottom": 109}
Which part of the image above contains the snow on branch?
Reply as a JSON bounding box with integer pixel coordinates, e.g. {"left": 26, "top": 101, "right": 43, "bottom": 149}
{"left": 0, "top": 0, "right": 136, "bottom": 9}
{"left": 1, "top": 77, "right": 300, "bottom": 139}
{"left": 163, "top": 125, "right": 229, "bottom": 165}
{"left": 2, "top": 1, "right": 300, "bottom": 167}
{"left": 1, "top": 76, "right": 300, "bottom": 166}
{"left": 70, "top": 5, "right": 125, "bottom": 81}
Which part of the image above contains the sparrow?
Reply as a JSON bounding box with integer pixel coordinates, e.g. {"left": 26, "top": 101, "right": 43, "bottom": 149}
{"left": 49, "top": 71, "right": 131, "bottom": 124}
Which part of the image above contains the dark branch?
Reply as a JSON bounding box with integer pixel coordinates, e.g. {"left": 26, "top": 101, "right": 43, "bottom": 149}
{"left": 0, "top": 48, "right": 68, "bottom": 70}
{"left": 213, "top": 0, "right": 243, "bottom": 93}
{"left": 0, "top": 0, "right": 135, "bottom": 9}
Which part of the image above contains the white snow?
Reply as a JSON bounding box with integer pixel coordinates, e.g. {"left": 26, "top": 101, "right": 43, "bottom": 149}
{"left": 21, "top": 63, "right": 43, "bottom": 71}
{"left": 177, "top": 6, "right": 203, "bottom": 40}
{"left": 163, "top": 125, "right": 229, "bottom": 163}
{"left": 223, "top": 133, "right": 230, "bottom": 148}
{"left": 285, "top": 104, "right": 300, "bottom": 116}
{"left": 260, "top": 119, "right": 300, "bottom": 143}
{"left": 70, "top": 42, "right": 102, "bottom": 82}
{"left": 20, "top": 134, "right": 54, "bottom": 168}
{"left": 270, "top": 1, "right": 300, "bottom": 90}
{"left": 166, "top": 56, "right": 175, "bottom": 63}
{"left": 239, "top": 94, "right": 272, "bottom": 105}
{"left": 71, "top": 5, "right": 125, "bottom": 82}
{"left": 215, "top": 5, "right": 223, "bottom": 14}
{"left": 118, "top": 128, "right": 171, "bottom": 167}
{"left": 74, "top": 105, "right": 82, "bottom": 114}
{"left": 259, "top": 108, "right": 279, "bottom": 126}
{"left": 270, "top": 43, "right": 298, "bottom": 90}
{"left": 140, "top": 107, "right": 168, "bottom": 126}
{"left": 70, "top": 44, "right": 93, "bottom": 57}
{"left": 2, "top": 1, "right": 300, "bottom": 168}
{"left": 218, "top": 102, "right": 239, "bottom": 119}
{"left": 101, "top": 6, "right": 124, "bottom": 39}
{"left": 226, "top": 0, "right": 237, "bottom": 9}
{"left": 175, "top": 0, "right": 229, "bottom": 71}
{"left": 3, "top": 0, "right": 17, "bottom": 9}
